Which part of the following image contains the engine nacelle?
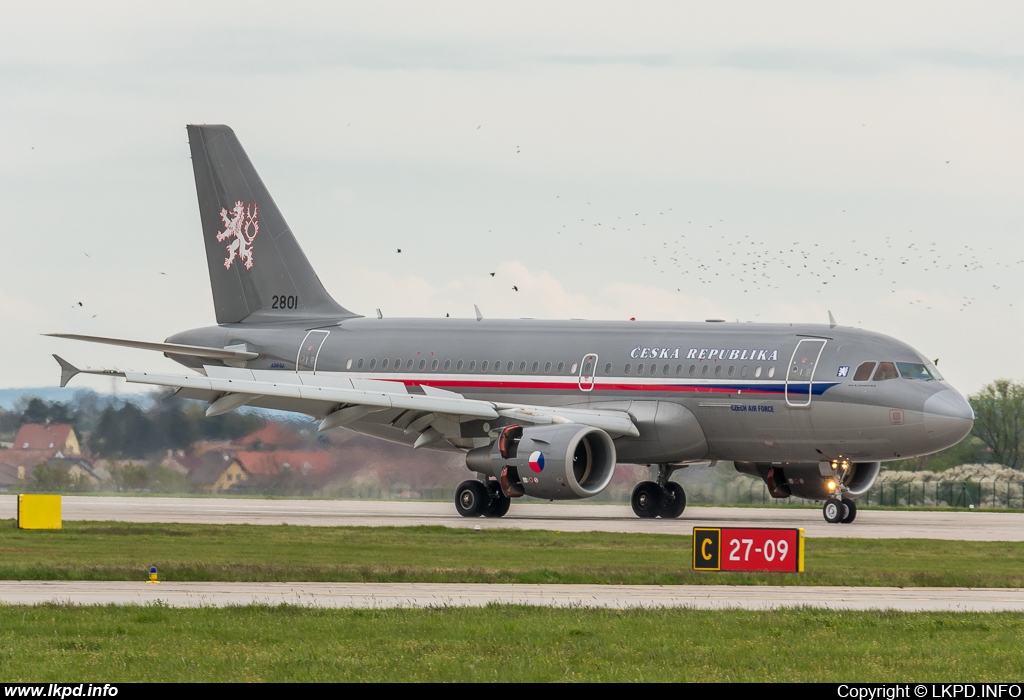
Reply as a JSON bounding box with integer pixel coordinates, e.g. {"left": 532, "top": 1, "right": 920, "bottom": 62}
{"left": 466, "top": 424, "right": 617, "bottom": 500}
{"left": 735, "top": 461, "right": 882, "bottom": 501}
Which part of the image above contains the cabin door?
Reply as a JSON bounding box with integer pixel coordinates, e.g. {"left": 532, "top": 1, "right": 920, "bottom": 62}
{"left": 296, "top": 330, "right": 330, "bottom": 373}
{"left": 578, "top": 353, "right": 598, "bottom": 392}
{"left": 785, "top": 339, "right": 826, "bottom": 407}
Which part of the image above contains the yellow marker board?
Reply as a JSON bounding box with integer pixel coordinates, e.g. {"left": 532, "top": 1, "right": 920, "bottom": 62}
{"left": 17, "top": 494, "right": 62, "bottom": 530}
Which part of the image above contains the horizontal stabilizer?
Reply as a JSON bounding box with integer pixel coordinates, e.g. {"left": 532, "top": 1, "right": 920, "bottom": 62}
{"left": 45, "top": 333, "right": 259, "bottom": 361}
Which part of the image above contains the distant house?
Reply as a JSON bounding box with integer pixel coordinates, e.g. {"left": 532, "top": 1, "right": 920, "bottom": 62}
{"left": 187, "top": 448, "right": 335, "bottom": 494}
{"left": 13, "top": 424, "right": 81, "bottom": 456}
{"left": 189, "top": 452, "right": 248, "bottom": 494}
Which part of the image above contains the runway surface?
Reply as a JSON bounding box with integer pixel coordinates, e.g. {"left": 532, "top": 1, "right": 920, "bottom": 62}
{"left": 2, "top": 581, "right": 1023, "bottom": 611}
{"left": 4, "top": 495, "right": 1022, "bottom": 540}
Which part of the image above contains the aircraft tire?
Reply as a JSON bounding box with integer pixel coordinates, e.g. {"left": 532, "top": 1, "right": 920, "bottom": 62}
{"left": 455, "top": 480, "right": 489, "bottom": 517}
{"left": 822, "top": 497, "right": 843, "bottom": 523}
{"left": 841, "top": 498, "right": 857, "bottom": 524}
{"left": 631, "top": 481, "right": 662, "bottom": 519}
{"left": 484, "top": 494, "right": 511, "bottom": 518}
{"left": 661, "top": 482, "right": 687, "bottom": 518}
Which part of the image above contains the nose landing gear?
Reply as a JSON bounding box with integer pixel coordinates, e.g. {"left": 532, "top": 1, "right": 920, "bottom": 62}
{"left": 822, "top": 496, "right": 857, "bottom": 523}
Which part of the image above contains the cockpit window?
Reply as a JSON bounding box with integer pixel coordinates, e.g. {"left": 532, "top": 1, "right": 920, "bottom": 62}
{"left": 873, "top": 362, "right": 898, "bottom": 381}
{"left": 853, "top": 362, "right": 875, "bottom": 381}
{"left": 927, "top": 363, "right": 944, "bottom": 381}
{"left": 897, "top": 362, "right": 936, "bottom": 380}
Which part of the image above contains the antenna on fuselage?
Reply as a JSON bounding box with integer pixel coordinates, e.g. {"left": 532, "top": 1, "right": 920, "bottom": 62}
{"left": 474, "top": 304, "right": 483, "bottom": 322}
{"left": 376, "top": 309, "right": 383, "bottom": 319}
{"left": 828, "top": 310, "right": 837, "bottom": 329}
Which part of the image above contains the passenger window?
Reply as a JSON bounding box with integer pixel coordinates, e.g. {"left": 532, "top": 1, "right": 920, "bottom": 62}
{"left": 689, "top": 364, "right": 696, "bottom": 377}
{"left": 431, "top": 359, "right": 439, "bottom": 371}
{"left": 469, "top": 360, "right": 476, "bottom": 372}
{"left": 663, "top": 364, "right": 670, "bottom": 375}
{"left": 519, "top": 361, "right": 527, "bottom": 373}
{"left": 382, "top": 359, "right": 389, "bottom": 370}
{"left": 676, "top": 365, "right": 682, "bottom": 377}
{"left": 557, "top": 362, "right": 565, "bottom": 373}
{"left": 874, "top": 362, "right": 899, "bottom": 381}
{"left": 701, "top": 365, "right": 709, "bottom": 377}
{"left": 418, "top": 359, "right": 426, "bottom": 370}
{"left": 853, "top": 362, "right": 875, "bottom": 381}
{"left": 715, "top": 365, "right": 722, "bottom": 377}
{"left": 507, "top": 361, "right": 514, "bottom": 373}
{"left": 357, "top": 358, "right": 364, "bottom": 370}
{"left": 495, "top": 361, "right": 502, "bottom": 373}
{"left": 583, "top": 361, "right": 593, "bottom": 375}
{"left": 741, "top": 365, "right": 748, "bottom": 378}
{"left": 481, "top": 361, "right": 489, "bottom": 372}
{"left": 650, "top": 364, "right": 657, "bottom": 376}
{"left": 768, "top": 366, "right": 775, "bottom": 378}
{"left": 625, "top": 364, "right": 632, "bottom": 375}
{"left": 754, "top": 366, "right": 762, "bottom": 378}
{"left": 532, "top": 361, "right": 540, "bottom": 373}
{"left": 544, "top": 362, "right": 552, "bottom": 373}
{"left": 637, "top": 363, "right": 645, "bottom": 375}
{"left": 604, "top": 363, "right": 612, "bottom": 375}
{"left": 444, "top": 359, "right": 451, "bottom": 371}
{"left": 570, "top": 362, "right": 578, "bottom": 374}
{"left": 345, "top": 358, "right": 353, "bottom": 370}
{"left": 728, "top": 365, "right": 735, "bottom": 378}
{"left": 394, "top": 358, "right": 400, "bottom": 370}
{"left": 406, "top": 359, "right": 414, "bottom": 371}
{"left": 456, "top": 360, "right": 464, "bottom": 371}
{"left": 369, "top": 358, "right": 376, "bottom": 370}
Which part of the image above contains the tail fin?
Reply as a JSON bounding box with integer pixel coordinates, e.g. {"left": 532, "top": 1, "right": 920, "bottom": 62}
{"left": 187, "top": 124, "right": 356, "bottom": 324}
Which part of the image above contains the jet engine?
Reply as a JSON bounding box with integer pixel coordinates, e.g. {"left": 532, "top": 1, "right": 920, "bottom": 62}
{"left": 466, "top": 424, "right": 617, "bottom": 500}
{"left": 734, "top": 460, "right": 881, "bottom": 501}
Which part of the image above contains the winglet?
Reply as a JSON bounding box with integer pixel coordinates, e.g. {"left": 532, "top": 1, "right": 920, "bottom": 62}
{"left": 52, "top": 355, "right": 79, "bottom": 388}
{"left": 52, "top": 354, "right": 126, "bottom": 387}
{"left": 828, "top": 310, "right": 837, "bottom": 329}
{"left": 474, "top": 304, "right": 483, "bottom": 322}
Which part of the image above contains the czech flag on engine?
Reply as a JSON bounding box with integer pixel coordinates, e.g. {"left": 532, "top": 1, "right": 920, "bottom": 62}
{"left": 529, "top": 451, "right": 545, "bottom": 473}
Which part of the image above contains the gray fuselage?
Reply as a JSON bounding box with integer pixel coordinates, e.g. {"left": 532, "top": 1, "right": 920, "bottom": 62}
{"left": 167, "top": 317, "right": 974, "bottom": 466}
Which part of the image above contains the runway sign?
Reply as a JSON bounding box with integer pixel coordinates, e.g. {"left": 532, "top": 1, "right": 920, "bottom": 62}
{"left": 693, "top": 527, "right": 804, "bottom": 572}
{"left": 17, "top": 494, "right": 62, "bottom": 530}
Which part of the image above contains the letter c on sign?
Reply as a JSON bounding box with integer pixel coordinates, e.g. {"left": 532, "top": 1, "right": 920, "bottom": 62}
{"left": 701, "top": 538, "right": 712, "bottom": 561}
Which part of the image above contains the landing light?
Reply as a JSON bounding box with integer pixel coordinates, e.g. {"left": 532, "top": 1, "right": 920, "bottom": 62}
{"left": 826, "top": 480, "right": 837, "bottom": 492}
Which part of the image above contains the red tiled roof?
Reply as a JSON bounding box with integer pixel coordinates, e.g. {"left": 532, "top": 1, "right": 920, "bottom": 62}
{"left": 234, "top": 423, "right": 304, "bottom": 449}
{"left": 0, "top": 449, "right": 63, "bottom": 469}
{"left": 13, "top": 424, "right": 74, "bottom": 451}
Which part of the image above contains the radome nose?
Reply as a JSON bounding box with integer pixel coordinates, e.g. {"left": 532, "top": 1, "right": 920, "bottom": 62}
{"left": 923, "top": 389, "right": 974, "bottom": 446}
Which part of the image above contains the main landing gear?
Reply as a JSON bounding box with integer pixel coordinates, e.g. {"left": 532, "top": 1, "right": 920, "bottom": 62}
{"left": 455, "top": 479, "right": 511, "bottom": 518}
{"left": 822, "top": 496, "right": 857, "bottom": 524}
{"left": 631, "top": 465, "right": 687, "bottom": 519}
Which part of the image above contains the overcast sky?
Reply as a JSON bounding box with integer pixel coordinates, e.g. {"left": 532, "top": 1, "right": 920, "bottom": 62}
{"left": 2, "top": 2, "right": 1023, "bottom": 397}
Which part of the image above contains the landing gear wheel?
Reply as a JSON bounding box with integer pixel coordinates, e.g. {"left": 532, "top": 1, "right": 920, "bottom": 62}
{"left": 661, "top": 482, "right": 687, "bottom": 519}
{"left": 841, "top": 498, "right": 857, "bottom": 524}
{"left": 822, "top": 497, "right": 843, "bottom": 523}
{"left": 631, "top": 481, "right": 662, "bottom": 519}
{"left": 455, "top": 480, "right": 489, "bottom": 517}
{"left": 484, "top": 493, "right": 511, "bottom": 518}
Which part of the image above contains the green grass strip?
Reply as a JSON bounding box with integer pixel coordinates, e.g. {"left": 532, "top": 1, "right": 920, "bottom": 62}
{"left": 3, "top": 520, "right": 1024, "bottom": 587}
{"left": 0, "top": 605, "right": 1022, "bottom": 682}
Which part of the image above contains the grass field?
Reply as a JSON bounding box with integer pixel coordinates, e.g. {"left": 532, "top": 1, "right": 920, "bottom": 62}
{"left": 3, "top": 520, "right": 1024, "bottom": 587}
{"left": 1, "top": 605, "right": 1023, "bottom": 682}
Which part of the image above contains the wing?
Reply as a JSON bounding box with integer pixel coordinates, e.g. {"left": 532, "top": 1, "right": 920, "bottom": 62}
{"left": 111, "top": 365, "right": 640, "bottom": 446}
